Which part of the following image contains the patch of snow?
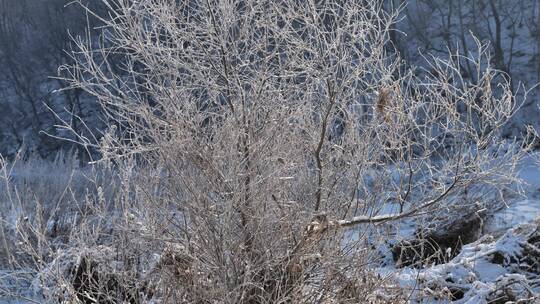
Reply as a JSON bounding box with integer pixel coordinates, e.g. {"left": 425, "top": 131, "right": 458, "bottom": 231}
{"left": 485, "top": 199, "right": 540, "bottom": 236}
{"left": 518, "top": 154, "right": 540, "bottom": 190}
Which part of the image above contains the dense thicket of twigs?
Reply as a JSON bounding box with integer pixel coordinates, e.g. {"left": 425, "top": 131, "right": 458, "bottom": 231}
{"left": 1, "top": 0, "right": 536, "bottom": 303}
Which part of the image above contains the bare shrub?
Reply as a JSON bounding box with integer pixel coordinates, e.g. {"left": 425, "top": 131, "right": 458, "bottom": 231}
{"left": 16, "top": 0, "right": 535, "bottom": 302}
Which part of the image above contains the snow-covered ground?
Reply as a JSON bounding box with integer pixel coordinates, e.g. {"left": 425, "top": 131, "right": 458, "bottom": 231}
{"left": 395, "top": 221, "right": 540, "bottom": 303}
{"left": 383, "top": 154, "right": 540, "bottom": 303}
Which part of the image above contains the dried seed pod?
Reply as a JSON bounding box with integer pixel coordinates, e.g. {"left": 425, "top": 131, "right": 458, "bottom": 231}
{"left": 376, "top": 87, "right": 391, "bottom": 123}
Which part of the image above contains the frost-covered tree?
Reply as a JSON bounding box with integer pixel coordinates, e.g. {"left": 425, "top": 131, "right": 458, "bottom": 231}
{"left": 18, "top": 0, "right": 534, "bottom": 302}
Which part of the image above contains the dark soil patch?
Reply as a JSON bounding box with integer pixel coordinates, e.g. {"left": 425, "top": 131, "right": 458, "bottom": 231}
{"left": 392, "top": 211, "right": 484, "bottom": 268}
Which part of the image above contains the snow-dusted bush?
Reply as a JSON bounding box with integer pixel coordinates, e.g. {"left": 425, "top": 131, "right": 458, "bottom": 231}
{"left": 12, "top": 0, "right": 535, "bottom": 302}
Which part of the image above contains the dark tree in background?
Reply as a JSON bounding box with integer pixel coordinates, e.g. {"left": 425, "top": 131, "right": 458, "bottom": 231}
{"left": 0, "top": 0, "right": 107, "bottom": 160}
